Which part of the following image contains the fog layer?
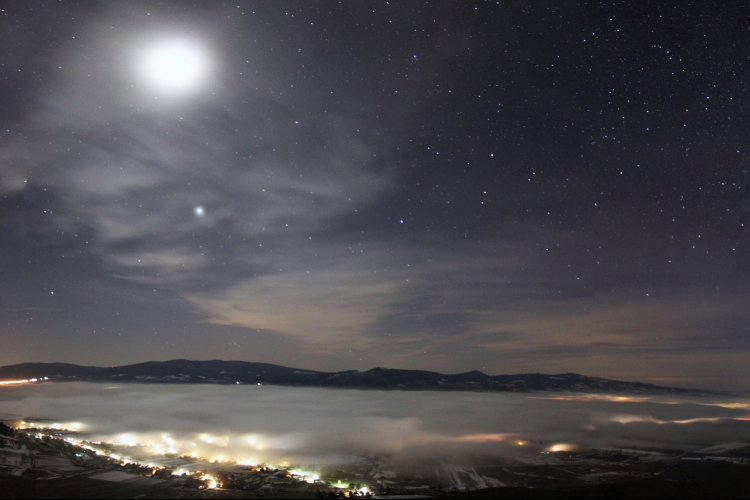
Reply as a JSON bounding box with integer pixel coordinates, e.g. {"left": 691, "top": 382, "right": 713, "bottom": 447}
{"left": 1, "top": 384, "right": 748, "bottom": 465}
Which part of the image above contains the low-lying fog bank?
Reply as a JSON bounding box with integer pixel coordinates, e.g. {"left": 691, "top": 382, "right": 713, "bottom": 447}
{"left": 1, "top": 383, "right": 748, "bottom": 465}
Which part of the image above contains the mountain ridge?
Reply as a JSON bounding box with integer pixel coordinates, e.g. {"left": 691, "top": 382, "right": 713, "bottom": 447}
{"left": 0, "top": 359, "right": 709, "bottom": 394}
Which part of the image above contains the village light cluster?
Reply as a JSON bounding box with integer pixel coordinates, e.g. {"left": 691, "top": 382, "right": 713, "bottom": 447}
{"left": 0, "top": 377, "right": 49, "bottom": 386}
{"left": 201, "top": 474, "right": 219, "bottom": 489}
{"left": 26, "top": 426, "right": 284, "bottom": 473}
{"left": 17, "top": 421, "right": 83, "bottom": 431}
{"left": 10, "top": 425, "right": 347, "bottom": 493}
{"left": 62, "top": 430, "right": 272, "bottom": 463}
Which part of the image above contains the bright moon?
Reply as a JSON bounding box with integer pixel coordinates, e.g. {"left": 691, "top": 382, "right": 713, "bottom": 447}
{"left": 194, "top": 206, "right": 205, "bottom": 216}
{"left": 141, "top": 40, "right": 206, "bottom": 92}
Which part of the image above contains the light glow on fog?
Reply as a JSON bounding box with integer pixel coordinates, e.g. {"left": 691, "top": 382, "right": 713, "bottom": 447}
{"left": 546, "top": 443, "right": 576, "bottom": 453}
{"left": 530, "top": 394, "right": 656, "bottom": 404}
{"left": 609, "top": 414, "right": 747, "bottom": 425}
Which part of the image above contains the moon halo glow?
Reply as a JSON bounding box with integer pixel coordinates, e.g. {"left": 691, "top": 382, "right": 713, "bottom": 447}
{"left": 140, "top": 40, "right": 207, "bottom": 93}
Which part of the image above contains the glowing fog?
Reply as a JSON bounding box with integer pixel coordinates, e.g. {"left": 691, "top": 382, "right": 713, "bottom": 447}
{"left": 1, "top": 383, "right": 748, "bottom": 466}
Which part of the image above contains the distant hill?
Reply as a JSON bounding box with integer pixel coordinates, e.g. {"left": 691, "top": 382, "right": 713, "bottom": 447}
{"left": 0, "top": 359, "right": 706, "bottom": 394}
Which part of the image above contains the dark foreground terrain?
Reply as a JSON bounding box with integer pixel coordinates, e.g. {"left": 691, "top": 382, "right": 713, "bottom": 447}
{"left": 1, "top": 422, "right": 748, "bottom": 499}
{"left": 0, "top": 359, "right": 708, "bottom": 395}
{"left": 2, "top": 464, "right": 750, "bottom": 499}
{"left": 1, "top": 457, "right": 748, "bottom": 500}
{"left": 452, "top": 462, "right": 750, "bottom": 499}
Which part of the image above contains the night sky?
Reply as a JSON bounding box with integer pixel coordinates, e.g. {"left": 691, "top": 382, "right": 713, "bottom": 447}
{"left": 1, "top": 1, "right": 749, "bottom": 391}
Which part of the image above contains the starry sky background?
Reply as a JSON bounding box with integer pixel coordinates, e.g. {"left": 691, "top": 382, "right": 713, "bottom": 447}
{"left": 1, "top": 1, "right": 749, "bottom": 391}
